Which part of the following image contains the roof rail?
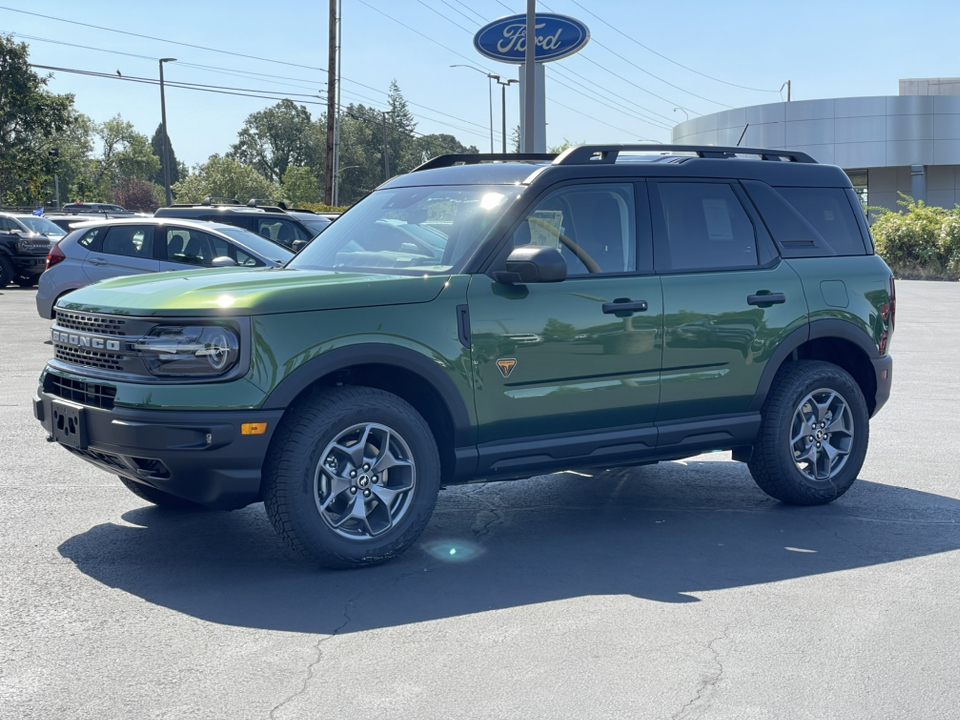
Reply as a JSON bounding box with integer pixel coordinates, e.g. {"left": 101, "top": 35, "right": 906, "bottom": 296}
{"left": 412, "top": 153, "right": 558, "bottom": 172}
{"left": 201, "top": 197, "right": 241, "bottom": 206}
{"left": 554, "top": 144, "right": 817, "bottom": 165}
{"left": 247, "top": 198, "right": 289, "bottom": 210}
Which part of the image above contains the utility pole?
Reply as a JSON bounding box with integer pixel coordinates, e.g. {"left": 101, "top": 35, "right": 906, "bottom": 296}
{"left": 382, "top": 111, "right": 391, "bottom": 181}
{"left": 523, "top": 0, "right": 536, "bottom": 152}
{"left": 324, "top": 0, "right": 337, "bottom": 205}
{"left": 159, "top": 58, "right": 177, "bottom": 207}
{"left": 495, "top": 78, "right": 519, "bottom": 153}
{"left": 781, "top": 80, "right": 791, "bottom": 102}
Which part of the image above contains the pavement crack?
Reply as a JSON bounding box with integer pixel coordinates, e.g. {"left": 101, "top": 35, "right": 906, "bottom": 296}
{"left": 671, "top": 628, "right": 728, "bottom": 720}
{"left": 267, "top": 589, "right": 363, "bottom": 720}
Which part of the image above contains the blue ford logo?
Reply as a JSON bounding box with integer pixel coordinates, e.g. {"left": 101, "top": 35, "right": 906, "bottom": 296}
{"left": 473, "top": 13, "right": 590, "bottom": 64}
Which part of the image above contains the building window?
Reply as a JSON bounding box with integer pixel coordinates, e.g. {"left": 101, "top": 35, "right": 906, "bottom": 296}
{"left": 846, "top": 170, "right": 868, "bottom": 210}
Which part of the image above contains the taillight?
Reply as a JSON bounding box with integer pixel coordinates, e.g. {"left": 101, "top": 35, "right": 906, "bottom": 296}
{"left": 46, "top": 243, "right": 66, "bottom": 270}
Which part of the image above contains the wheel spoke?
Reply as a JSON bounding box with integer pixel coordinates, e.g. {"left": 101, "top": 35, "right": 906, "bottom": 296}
{"left": 331, "top": 493, "right": 369, "bottom": 529}
{"left": 824, "top": 414, "right": 851, "bottom": 437}
{"left": 373, "top": 446, "right": 412, "bottom": 473}
{"left": 318, "top": 471, "right": 353, "bottom": 512}
{"left": 795, "top": 442, "right": 818, "bottom": 466}
{"left": 812, "top": 392, "right": 837, "bottom": 424}
{"left": 821, "top": 439, "right": 848, "bottom": 463}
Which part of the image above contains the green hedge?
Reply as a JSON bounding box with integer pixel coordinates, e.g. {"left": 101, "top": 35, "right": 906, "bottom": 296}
{"left": 295, "top": 202, "right": 349, "bottom": 214}
{"left": 871, "top": 194, "right": 960, "bottom": 280}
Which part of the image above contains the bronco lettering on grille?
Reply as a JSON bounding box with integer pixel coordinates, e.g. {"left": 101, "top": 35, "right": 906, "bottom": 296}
{"left": 51, "top": 329, "right": 121, "bottom": 352}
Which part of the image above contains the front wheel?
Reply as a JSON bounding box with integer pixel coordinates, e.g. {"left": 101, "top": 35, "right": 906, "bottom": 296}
{"left": 263, "top": 386, "right": 441, "bottom": 569}
{"left": 748, "top": 360, "right": 869, "bottom": 505}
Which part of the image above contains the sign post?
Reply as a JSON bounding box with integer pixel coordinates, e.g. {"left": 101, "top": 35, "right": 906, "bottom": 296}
{"left": 473, "top": 13, "right": 590, "bottom": 153}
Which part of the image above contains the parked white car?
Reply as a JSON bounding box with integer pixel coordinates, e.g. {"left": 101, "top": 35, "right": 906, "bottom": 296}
{"left": 36, "top": 218, "right": 293, "bottom": 318}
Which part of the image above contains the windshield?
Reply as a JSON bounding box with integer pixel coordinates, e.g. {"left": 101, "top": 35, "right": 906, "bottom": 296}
{"left": 295, "top": 215, "right": 332, "bottom": 235}
{"left": 16, "top": 216, "right": 67, "bottom": 236}
{"left": 217, "top": 226, "right": 294, "bottom": 265}
{"left": 289, "top": 185, "right": 518, "bottom": 275}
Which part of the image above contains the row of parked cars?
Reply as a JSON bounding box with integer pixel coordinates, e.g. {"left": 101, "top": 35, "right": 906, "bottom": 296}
{"left": 0, "top": 199, "right": 339, "bottom": 317}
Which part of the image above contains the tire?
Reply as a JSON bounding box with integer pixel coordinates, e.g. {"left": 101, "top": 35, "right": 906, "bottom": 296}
{"left": 263, "top": 386, "right": 441, "bottom": 569}
{"left": 117, "top": 475, "right": 203, "bottom": 509}
{"left": 0, "top": 256, "right": 15, "bottom": 288}
{"left": 748, "top": 360, "right": 869, "bottom": 505}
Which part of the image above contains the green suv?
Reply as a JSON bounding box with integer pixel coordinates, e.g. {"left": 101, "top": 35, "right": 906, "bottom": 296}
{"left": 34, "top": 145, "right": 895, "bottom": 568}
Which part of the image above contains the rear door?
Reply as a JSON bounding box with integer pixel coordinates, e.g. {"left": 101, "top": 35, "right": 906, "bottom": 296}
{"left": 81, "top": 225, "right": 159, "bottom": 283}
{"left": 650, "top": 179, "right": 808, "bottom": 426}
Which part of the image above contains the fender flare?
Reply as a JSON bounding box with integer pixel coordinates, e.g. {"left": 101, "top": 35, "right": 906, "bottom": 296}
{"left": 748, "top": 319, "right": 880, "bottom": 412}
{"left": 260, "top": 343, "right": 473, "bottom": 446}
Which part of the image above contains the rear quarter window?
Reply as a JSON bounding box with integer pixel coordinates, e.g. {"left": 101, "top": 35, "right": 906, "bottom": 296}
{"left": 741, "top": 181, "right": 868, "bottom": 257}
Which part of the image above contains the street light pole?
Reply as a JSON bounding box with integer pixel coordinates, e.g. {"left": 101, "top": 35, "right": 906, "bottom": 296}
{"left": 159, "top": 58, "right": 177, "bottom": 207}
{"left": 451, "top": 65, "right": 496, "bottom": 153}
{"left": 494, "top": 77, "right": 519, "bottom": 153}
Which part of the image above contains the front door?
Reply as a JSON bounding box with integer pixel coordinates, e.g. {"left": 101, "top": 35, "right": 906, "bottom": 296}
{"left": 81, "top": 225, "right": 159, "bottom": 283}
{"left": 468, "top": 181, "right": 663, "bottom": 450}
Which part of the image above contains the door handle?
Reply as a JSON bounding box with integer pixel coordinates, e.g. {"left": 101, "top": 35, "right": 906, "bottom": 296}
{"left": 88, "top": 258, "right": 107, "bottom": 266}
{"left": 747, "top": 292, "right": 786, "bottom": 306}
{"left": 602, "top": 299, "right": 648, "bottom": 315}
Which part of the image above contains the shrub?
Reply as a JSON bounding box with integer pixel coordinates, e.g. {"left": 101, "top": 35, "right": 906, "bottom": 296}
{"left": 870, "top": 194, "right": 957, "bottom": 280}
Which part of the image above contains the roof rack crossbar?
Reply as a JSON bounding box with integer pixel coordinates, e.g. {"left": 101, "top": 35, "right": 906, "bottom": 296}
{"left": 412, "top": 153, "right": 558, "bottom": 172}
{"left": 553, "top": 144, "right": 817, "bottom": 165}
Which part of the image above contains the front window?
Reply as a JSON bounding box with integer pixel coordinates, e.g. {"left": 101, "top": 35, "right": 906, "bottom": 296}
{"left": 289, "top": 185, "right": 518, "bottom": 275}
{"left": 216, "top": 226, "right": 294, "bottom": 265}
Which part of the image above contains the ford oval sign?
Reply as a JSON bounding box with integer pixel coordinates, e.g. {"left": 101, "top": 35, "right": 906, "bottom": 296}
{"left": 473, "top": 14, "right": 590, "bottom": 64}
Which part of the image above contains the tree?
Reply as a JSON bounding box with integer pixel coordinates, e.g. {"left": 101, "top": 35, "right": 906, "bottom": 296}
{"left": 110, "top": 178, "right": 161, "bottom": 212}
{"left": 150, "top": 123, "right": 180, "bottom": 187}
{"left": 40, "top": 107, "right": 94, "bottom": 205}
{"left": 172, "top": 154, "right": 280, "bottom": 204}
{"left": 386, "top": 80, "right": 418, "bottom": 176}
{"left": 414, "top": 133, "right": 478, "bottom": 162}
{"left": 229, "top": 99, "right": 324, "bottom": 184}
{"left": 281, "top": 166, "right": 321, "bottom": 206}
{"left": 89, "top": 116, "right": 160, "bottom": 198}
{"left": 0, "top": 35, "right": 76, "bottom": 205}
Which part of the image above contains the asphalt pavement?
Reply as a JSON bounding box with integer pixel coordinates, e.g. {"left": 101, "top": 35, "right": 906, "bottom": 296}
{"left": 1, "top": 280, "right": 958, "bottom": 719}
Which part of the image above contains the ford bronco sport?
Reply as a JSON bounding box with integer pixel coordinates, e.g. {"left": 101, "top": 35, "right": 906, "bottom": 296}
{"left": 34, "top": 145, "right": 895, "bottom": 568}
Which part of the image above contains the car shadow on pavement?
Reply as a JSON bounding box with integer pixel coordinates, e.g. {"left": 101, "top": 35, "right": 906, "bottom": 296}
{"left": 58, "top": 458, "right": 960, "bottom": 635}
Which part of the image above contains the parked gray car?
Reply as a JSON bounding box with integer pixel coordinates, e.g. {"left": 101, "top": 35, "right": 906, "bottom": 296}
{"left": 36, "top": 218, "right": 293, "bottom": 318}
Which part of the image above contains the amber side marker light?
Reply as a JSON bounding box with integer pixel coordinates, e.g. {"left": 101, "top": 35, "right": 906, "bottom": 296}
{"left": 241, "top": 423, "right": 268, "bottom": 435}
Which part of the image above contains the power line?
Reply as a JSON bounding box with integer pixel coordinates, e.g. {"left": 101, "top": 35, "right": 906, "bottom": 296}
{"left": 451, "top": 0, "right": 488, "bottom": 23}
{"left": 568, "top": 0, "right": 779, "bottom": 93}
{"left": 416, "top": 0, "right": 475, "bottom": 34}
{"left": 437, "top": 0, "right": 482, "bottom": 26}
{"left": 13, "top": 28, "right": 496, "bottom": 140}
{"left": 546, "top": 96, "right": 643, "bottom": 138}
{"left": 354, "top": 0, "right": 497, "bottom": 73}
{"left": 546, "top": 67, "right": 672, "bottom": 132}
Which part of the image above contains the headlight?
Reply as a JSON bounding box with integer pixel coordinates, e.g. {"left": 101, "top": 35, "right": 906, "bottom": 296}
{"left": 133, "top": 325, "right": 240, "bottom": 377}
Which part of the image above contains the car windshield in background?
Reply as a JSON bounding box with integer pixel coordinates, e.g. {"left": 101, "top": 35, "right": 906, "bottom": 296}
{"left": 289, "top": 185, "right": 517, "bottom": 275}
{"left": 16, "top": 216, "right": 67, "bottom": 236}
{"left": 216, "top": 226, "right": 294, "bottom": 264}
{"left": 295, "top": 215, "right": 333, "bottom": 236}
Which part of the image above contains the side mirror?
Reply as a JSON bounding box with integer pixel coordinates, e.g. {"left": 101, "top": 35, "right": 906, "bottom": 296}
{"left": 211, "top": 256, "right": 237, "bottom": 267}
{"left": 493, "top": 245, "right": 567, "bottom": 285}
{"left": 292, "top": 239, "right": 308, "bottom": 253}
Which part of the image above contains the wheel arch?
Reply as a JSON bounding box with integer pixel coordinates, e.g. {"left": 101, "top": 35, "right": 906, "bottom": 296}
{"left": 261, "top": 344, "right": 475, "bottom": 482}
{"left": 750, "top": 320, "right": 881, "bottom": 416}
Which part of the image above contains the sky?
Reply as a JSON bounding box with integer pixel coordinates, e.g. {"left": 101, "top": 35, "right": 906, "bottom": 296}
{"left": 4, "top": 0, "right": 959, "bottom": 167}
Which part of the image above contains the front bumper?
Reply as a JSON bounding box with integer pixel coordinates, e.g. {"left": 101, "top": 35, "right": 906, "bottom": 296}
{"left": 13, "top": 255, "right": 47, "bottom": 277}
{"left": 34, "top": 387, "right": 284, "bottom": 509}
{"left": 871, "top": 354, "right": 893, "bottom": 417}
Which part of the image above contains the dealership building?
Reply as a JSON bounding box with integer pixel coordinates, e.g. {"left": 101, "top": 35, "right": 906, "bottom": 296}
{"left": 671, "top": 78, "right": 960, "bottom": 216}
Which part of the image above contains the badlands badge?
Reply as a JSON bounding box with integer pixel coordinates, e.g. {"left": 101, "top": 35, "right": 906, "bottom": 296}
{"left": 496, "top": 358, "right": 517, "bottom": 378}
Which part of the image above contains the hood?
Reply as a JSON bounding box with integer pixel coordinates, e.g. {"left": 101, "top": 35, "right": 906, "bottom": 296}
{"left": 57, "top": 267, "right": 452, "bottom": 317}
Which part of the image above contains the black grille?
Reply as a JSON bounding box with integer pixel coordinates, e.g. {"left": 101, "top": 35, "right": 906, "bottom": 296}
{"left": 54, "top": 311, "right": 128, "bottom": 336}
{"left": 45, "top": 374, "right": 117, "bottom": 409}
{"left": 54, "top": 345, "right": 126, "bottom": 371}
{"left": 67, "top": 447, "right": 127, "bottom": 472}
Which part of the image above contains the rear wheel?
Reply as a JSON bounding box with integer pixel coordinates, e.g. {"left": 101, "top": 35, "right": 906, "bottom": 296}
{"left": 748, "top": 360, "right": 869, "bottom": 505}
{"left": 263, "top": 386, "right": 441, "bottom": 569}
{"left": 117, "top": 476, "right": 202, "bottom": 509}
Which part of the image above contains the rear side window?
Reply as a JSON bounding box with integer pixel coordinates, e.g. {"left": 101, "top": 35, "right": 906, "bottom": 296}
{"left": 654, "top": 182, "right": 758, "bottom": 272}
{"left": 100, "top": 226, "right": 154, "bottom": 258}
{"left": 741, "top": 181, "right": 867, "bottom": 257}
